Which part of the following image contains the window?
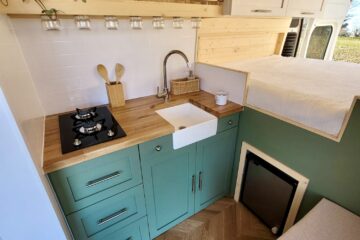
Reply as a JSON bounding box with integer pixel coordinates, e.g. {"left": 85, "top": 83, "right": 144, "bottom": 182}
{"left": 306, "top": 26, "right": 333, "bottom": 59}
{"left": 333, "top": 0, "right": 360, "bottom": 64}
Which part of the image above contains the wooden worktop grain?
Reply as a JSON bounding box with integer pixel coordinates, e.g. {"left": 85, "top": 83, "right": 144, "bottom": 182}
{"left": 43, "top": 91, "right": 243, "bottom": 173}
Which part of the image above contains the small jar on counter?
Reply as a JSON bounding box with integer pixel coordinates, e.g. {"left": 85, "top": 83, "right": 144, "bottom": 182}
{"left": 215, "top": 91, "right": 228, "bottom": 106}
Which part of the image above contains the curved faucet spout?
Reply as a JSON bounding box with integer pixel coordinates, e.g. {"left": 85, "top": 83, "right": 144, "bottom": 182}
{"left": 163, "top": 50, "right": 190, "bottom": 91}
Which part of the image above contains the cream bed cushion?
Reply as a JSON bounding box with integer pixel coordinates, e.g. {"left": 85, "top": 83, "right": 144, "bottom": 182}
{"left": 219, "top": 56, "right": 360, "bottom": 138}
{"left": 278, "top": 199, "right": 360, "bottom": 240}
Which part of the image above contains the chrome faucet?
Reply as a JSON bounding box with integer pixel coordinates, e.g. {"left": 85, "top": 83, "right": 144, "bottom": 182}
{"left": 157, "top": 50, "right": 192, "bottom": 102}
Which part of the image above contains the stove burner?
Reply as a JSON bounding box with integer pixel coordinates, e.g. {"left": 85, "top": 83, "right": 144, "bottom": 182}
{"left": 73, "top": 118, "right": 106, "bottom": 135}
{"left": 74, "top": 107, "right": 97, "bottom": 120}
{"left": 79, "top": 121, "right": 103, "bottom": 135}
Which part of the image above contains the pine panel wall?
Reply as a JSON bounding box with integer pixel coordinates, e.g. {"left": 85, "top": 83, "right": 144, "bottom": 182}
{"left": 196, "top": 17, "right": 291, "bottom": 64}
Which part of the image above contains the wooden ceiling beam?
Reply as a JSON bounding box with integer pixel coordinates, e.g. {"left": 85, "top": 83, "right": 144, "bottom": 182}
{"left": 0, "top": 0, "right": 222, "bottom": 18}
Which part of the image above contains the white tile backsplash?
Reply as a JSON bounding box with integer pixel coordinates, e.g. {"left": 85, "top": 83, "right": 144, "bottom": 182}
{"left": 11, "top": 17, "right": 196, "bottom": 115}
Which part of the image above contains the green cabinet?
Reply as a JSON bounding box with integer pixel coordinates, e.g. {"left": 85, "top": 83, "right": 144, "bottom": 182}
{"left": 94, "top": 217, "right": 150, "bottom": 240}
{"left": 195, "top": 127, "right": 238, "bottom": 212}
{"left": 48, "top": 145, "right": 149, "bottom": 240}
{"left": 49, "top": 113, "right": 240, "bottom": 240}
{"left": 140, "top": 114, "right": 239, "bottom": 238}
{"left": 49, "top": 146, "right": 142, "bottom": 215}
{"left": 139, "top": 135, "right": 197, "bottom": 239}
{"left": 67, "top": 185, "right": 147, "bottom": 240}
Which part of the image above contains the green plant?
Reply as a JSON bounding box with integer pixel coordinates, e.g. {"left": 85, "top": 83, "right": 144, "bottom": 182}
{"left": 1, "top": 0, "right": 87, "bottom": 20}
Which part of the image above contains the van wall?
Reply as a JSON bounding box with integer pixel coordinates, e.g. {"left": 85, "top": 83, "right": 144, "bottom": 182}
{"left": 10, "top": 17, "right": 196, "bottom": 115}
{"left": 0, "top": 14, "right": 69, "bottom": 239}
{"left": 232, "top": 106, "right": 360, "bottom": 219}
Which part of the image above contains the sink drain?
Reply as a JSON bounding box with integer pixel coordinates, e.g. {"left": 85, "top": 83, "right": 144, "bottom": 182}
{"left": 179, "top": 126, "right": 187, "bottom": 130}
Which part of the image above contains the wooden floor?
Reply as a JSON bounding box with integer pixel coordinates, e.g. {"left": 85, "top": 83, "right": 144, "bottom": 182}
{"left": 155, "top": 198, "right": 276, "bottom": 240}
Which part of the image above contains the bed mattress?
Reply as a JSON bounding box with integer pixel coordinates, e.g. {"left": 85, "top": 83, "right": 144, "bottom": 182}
{"left": 220, "top": 56, "right": 360, "bottom": 138}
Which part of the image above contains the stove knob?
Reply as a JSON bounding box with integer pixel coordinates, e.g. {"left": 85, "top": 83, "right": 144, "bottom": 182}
{"left": 107, "top": 129, "right": 115, "bottom": 137}
{"left": 73, "top": 138, "right": 82, "bottom": 146}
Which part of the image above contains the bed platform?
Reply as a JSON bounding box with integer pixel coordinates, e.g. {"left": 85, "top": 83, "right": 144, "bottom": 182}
{"left": 197, "top": 56, "right": 360, "bottom": 142}
{"left": 195, "top": 56, "right": 360, "bottom": 221}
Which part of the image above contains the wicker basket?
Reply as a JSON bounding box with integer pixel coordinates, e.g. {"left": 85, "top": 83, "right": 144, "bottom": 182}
{"left": 170, "top": 77, "right": 200, "bottom": 95}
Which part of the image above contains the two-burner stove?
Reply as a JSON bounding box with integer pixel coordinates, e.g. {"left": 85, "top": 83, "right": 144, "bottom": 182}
{"left": 59, "top": 106, "right": 126, "bottom": 154}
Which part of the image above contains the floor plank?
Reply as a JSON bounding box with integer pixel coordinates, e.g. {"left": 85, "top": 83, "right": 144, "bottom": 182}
{"left": 155, "top": 198, "right": 276, "bottom": 240}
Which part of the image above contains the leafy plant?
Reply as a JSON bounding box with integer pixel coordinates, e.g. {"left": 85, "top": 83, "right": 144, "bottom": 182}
{"left": 0, "top": 0, "right": 87, "bottom": 20}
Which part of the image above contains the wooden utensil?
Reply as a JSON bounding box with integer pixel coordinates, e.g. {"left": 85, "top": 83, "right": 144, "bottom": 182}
{"left": 115, "top": 63, "right": 125, "bottom": 84}
{"left": 97, "top": 64, "right": 111, "bottom": 85}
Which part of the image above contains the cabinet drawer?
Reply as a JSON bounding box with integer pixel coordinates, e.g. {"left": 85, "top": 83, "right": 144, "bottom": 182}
{"left": 286, "top": 8, "right": 322, "bottom": 18}
{"left": 230, "top": 4, "right": 287, "bottom": 16}
{"left": 217, "top": 113, "right": 239, "bottom": 133}
{"left": 67, "top": 185, "right": 147, "bottom": 240}
{"left": 139, "top": 135, "right": 173, "bottom": 157}
{"left": 49, "top": 146, "right": 142, "bottom": 215}
{"left": 88, "top": 217, "right": 150, "bottom": 240}
{"left": 286, "top": 0, "right": 323, "bottom": 17}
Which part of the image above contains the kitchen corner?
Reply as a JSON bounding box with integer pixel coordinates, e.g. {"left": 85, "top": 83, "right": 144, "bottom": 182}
{"left": 43, "top": 90, "right": 243, "bottom": 173}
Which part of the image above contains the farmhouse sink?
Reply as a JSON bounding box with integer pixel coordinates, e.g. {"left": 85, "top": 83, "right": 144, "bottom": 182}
{"left": 156, "top": 103, "right": 218, "bottom": 149}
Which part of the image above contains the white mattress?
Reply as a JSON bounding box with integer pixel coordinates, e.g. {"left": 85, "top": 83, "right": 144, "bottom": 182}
{"left": 220, "top": 56, "right": 360, "bottom": 137}
{"left": 278, "top": 199, "right": 360, "bottom": 240}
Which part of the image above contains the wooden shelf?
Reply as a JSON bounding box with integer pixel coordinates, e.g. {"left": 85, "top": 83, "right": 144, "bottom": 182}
{"left": 0, "top": 0, "right": 222, "bottom": 18}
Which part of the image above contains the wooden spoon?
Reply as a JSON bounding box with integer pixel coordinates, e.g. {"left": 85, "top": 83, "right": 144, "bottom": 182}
{"left": 97, "top": 64, "right": 111, "bottom": 85}
{"left": 115, "top": 63, "right": 125, "bottom": 84}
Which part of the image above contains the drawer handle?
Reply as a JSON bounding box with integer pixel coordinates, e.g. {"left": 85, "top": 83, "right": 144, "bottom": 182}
{"left": 192, "top": 175, "right": 196, "bottom": 193}
{"left": 97, "top": 208, "right": 128, "bottom": 225}
{"left": 126, "top": 238, "right": 133, "bottom": 240}
{"left": 301, "top": 12, "right": 315, "bottom": 15}
{"left": 198, "top": 171, "right": 203, "bottom": 191}
{"left": 155, "top": 145, "right": 162, "bottom": 151}
{"left": 228, "top": 120, "right": 233, "bottom": 125}
{"left": 86, "top": 171, "right": 122, "bottom": 187}
{"left": 251, "top": 9, "right": 272, "bottom": 13}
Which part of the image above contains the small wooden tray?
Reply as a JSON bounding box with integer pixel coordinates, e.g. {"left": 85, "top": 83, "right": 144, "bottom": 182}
{"left": 171, "top": 77, "right": 200, "bottom": 95}
{"left": 105, "top": 83, "right": 125, "bottom": 108}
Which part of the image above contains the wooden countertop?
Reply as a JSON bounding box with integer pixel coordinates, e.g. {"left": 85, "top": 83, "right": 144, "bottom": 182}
{"left": 43, "top": 91, "right": 243, "bottom": 173}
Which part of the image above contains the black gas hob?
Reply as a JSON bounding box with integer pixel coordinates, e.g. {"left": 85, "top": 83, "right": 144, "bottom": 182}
{"left": 58, "top": 106, "right": 126, "bottom": 154}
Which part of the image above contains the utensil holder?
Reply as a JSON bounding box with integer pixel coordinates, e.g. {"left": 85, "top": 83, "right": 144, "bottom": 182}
{"left": 171, "top": 77, "right": 200, "bottom": 95}
{"left": 105, "top": 83, "right": 125, "bottom": 108}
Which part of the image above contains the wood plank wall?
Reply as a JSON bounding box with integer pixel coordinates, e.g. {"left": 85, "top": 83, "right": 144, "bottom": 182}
{"left": 196, "top": 17, "right": 292, "bottom": 64}
{"left": 0, "top": 0, "right": 221, "bottom": 17}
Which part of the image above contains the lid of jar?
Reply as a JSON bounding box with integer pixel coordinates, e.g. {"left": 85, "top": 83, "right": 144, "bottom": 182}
{"left": 216, "top": 91, "right": 228, "bottom": 96}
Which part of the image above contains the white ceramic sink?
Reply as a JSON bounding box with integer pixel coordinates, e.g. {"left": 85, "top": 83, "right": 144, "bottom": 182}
{"left": 156, "top": 103, "right": 218, "bottom": 149}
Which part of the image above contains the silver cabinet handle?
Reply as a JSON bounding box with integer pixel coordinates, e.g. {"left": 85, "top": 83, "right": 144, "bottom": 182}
{"left": 97, "top": 208, "right": 127, "bottom": 225}
{"left": 155, "top": 145, "right": 161, "bottom": 151}
{"left": 86, "top": 171, "right": 121, "bottom": 187}
{"left": 251, "top": 9, "right": 272, "bottom": 13}
{"left": 228, "top": 120, "right": 233, "bottom": 125}
{"left": 301, "top": 12, "right": 315, "bottom": 15}
{"left": 198, "top": 171, "right": 203, "bottom": 191}
{"left": 192, "top": 175, "right": 196, "bottom": 193}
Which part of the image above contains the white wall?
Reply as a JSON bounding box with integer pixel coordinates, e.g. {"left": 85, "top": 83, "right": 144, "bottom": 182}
{"left": 11, "top": 17, "right": 196, "bottom": 115}
{"left": 195, "top": 63, "right": 247, "bottom": 105}
{"left": 0, "top": 15, "right": 69, "bottom": 239}
{"left": 0, "top": 88, "right": 66, "bottom": 240}
{"left": 0, "top": 15, "right": 45, "bottom": 167}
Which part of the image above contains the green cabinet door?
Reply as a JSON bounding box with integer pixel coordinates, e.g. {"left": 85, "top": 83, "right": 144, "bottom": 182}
{"left": 195, "top": 127, "right": 238, "bottom": 212}
{"left": 139, "top": 135, "right": 197, "bottom": 239}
